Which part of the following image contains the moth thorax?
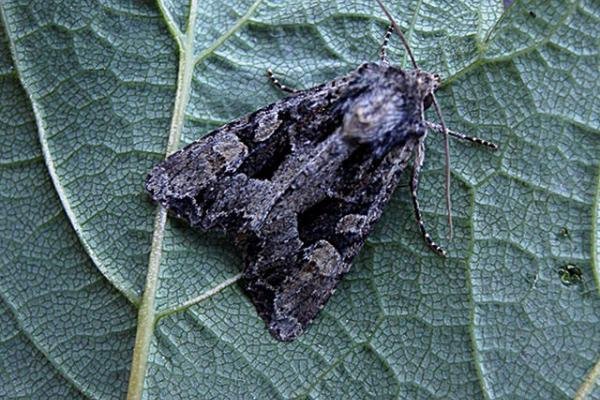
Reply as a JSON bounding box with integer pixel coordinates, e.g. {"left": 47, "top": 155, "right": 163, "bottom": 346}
{"left": 342, "top": 89, "right": 404, "bottom": 144}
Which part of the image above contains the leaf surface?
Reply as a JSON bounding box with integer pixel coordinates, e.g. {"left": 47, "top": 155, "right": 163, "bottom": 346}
{"left": 0, "top": 0, "right": 598, "bottom": 398}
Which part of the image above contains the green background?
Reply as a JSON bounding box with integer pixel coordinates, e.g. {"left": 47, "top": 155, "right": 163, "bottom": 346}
{"left": 0, "top": 0, "right": 598, "bottom": 398}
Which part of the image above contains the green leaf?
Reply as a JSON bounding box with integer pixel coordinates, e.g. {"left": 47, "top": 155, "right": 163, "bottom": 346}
{"left": 1, "top": 0, "right": 598, "bottom": 399}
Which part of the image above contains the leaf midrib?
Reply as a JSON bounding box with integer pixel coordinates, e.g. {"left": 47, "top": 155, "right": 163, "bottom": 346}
{"left": 126, "top": 1, "right": 264, "bottom": 398}
{"left": 125, "top": 0, "right": 199, "bottom": 397}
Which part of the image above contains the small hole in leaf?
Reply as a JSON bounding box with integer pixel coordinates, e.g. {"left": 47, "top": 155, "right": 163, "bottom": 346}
{"left": 558, "top": 264, "right": 582, "bottom": 286}
{"left": 558, "top": 227, "right": 571, "bottom": 240}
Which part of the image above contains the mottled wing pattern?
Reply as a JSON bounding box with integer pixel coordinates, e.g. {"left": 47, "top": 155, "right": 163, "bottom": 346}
{"left": 244, "top": 136, "right": 418, "bottom": 340}
{"left": 146, "top": 63, "right": 427, "bottom": 341}
{"left": 146, "top": 71, "right": 355, "bottom": 232}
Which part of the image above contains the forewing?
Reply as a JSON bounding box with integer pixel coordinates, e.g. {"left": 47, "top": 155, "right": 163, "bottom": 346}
{"left": 243, "top": 137, "right": 419, "bottom": 341}
{"left": 145, "top": 78, "right": 352, "bottom": 232}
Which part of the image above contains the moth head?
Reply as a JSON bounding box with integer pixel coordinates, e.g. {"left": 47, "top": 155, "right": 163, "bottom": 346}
{"left": 376, "top": 0, "right": 455, "bottom": 237}
{"left": 418, "top": 71, "right": 441, "bottom": 110}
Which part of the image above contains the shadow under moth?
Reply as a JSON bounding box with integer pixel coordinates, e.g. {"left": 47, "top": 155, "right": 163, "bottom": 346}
{"left": 145, "top": 0, "right": 497, "bottom": 342}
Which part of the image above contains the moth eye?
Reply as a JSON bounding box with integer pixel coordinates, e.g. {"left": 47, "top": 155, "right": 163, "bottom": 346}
{"left": 423, "top": 93, "right": 434, "bottom": 109}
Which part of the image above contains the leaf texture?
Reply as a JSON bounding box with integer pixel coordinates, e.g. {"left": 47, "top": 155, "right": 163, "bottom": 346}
{"left": 0, "top": 0, "right": 598, "bottom": 398}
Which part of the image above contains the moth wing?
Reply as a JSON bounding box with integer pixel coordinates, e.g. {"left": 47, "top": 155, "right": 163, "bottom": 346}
{"left": 145, "top": 81, "right": 346, "bottom": 232}
{"left": 243, "top": 138, "right": 419, "bottom": 341}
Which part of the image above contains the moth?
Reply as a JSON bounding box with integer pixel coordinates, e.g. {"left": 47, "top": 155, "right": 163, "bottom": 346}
{"left": 145, "top": 0, "right": 497, "bottom": 341}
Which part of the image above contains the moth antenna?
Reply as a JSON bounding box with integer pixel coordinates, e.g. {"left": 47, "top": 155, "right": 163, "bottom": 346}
{"left": 376, "top": 0, "right": 453, "bottom": 239}
{"left": 379, "top": 24, "right": 394, "bottom": 64}
{"left": 431, "top": 96, "right": 453, "bottom": 239}
{"left": 374, "top": 0, "right": 418, "bottom": 69}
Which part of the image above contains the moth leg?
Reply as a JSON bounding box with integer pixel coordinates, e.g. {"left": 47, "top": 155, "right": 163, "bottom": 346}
{"left": 379, "top": 24, "right": 394, "bottom": 64}
{"left": 411, "top": 140, "right": 447, "bottom": 257}
{"left": 424, "top": 121, "right": 498, "bottom": 149}
{"left": 267, "top": 68, "right": 297, "bottom": 94}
